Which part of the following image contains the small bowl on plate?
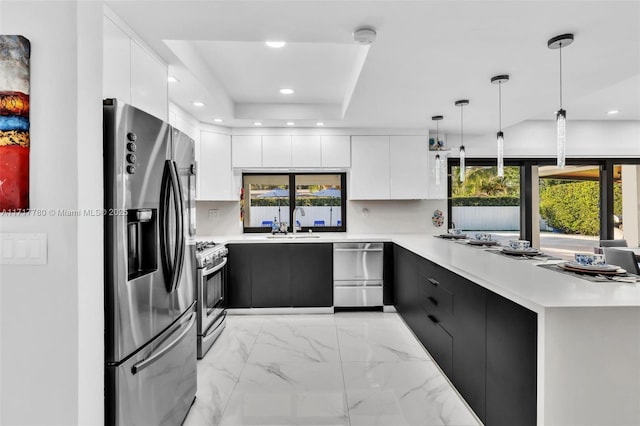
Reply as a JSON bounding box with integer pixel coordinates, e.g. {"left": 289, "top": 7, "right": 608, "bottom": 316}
{"left": 474, "top": 233, "right": 492, "bottom": 241}
{"left": 574, "top": 253, "right": 605, "bottom": 266}
{"left": 509, "top": 240, "right": 531, "bottom": 250}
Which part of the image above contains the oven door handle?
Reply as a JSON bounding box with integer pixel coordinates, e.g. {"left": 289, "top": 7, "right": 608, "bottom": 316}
{"left": 202, "top": 257, "right": 228, "bottom": 276}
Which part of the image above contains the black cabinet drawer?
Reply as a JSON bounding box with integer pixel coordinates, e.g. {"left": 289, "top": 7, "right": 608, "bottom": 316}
{"left": 419, "top": 274, "right": 453, "bottom": 319}
{"left": 415, "top": 308, "right": 453, "bottom": 378}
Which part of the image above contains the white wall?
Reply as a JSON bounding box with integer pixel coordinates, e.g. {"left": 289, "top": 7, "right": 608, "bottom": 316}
{"left": 195, "top": 199, "right": 448, "bottom": 236}
{"left": 0, "top": 1, "right": 104, "bottom": 425}
{"left": 450, "top": 120, "right": 640, "bottom": 158}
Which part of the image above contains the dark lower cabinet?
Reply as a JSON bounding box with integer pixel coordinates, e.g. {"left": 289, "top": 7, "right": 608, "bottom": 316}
{"left": 393, "top": 245, "right": 420, "bottom": 328}
{"left": 251, "top": 244, "right": 291, "bottom": 307}
{"left": 486, "top": 291, "right": 537, "bottom": 426}
{"left": 291, "top": 243, "right": 333, "bottom": 307}
{"left": 227, "top": 244, "right": 253, "bottom": 308}
{"left": 383, "top": 242, "right": 395, "bottom": 305}
{"left": 227, "top": 243, "right": 333, "bottom": 308}
{"left": 393, "top": 244, "right": 537, "bottom": 426}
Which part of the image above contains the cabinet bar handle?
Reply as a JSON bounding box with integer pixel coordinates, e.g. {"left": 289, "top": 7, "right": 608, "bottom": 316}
{"left": 427, "top": 314, "right": 440, "bottom": 324}
{"left": 427, "top": 296, "right": 438, "bottom": 306}
{"left": 427, "top": 277, "right": 440, "bottom": 286}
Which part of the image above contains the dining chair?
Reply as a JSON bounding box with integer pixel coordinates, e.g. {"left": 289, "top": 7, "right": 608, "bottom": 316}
{"left": 594, "top": 239, "right": 628, "bottom": 254}
{"left": 314, "top": 220, "right": 325, "bottom": 226}
{"left": 261, "top": 220, "right": 273, "bottom": 227}
{"left": 603, "top": 248, "right": 640, "bottom": 274}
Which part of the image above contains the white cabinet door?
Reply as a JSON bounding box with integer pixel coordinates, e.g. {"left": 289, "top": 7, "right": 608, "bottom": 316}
{"left": 350, "top": 136, "right": 390, "bottom": 200}
{"left": 103, "top": 16, "right": 131, "bottom": 102}
{"left": 426, "top": 150, "right": 448, "bottom": 199}
{"left": 321, "top": 135, "right": 351, "bottom": 167}
{"left": 198, "top": 132, "right": 237, "bottom": 200}
{"left": 130, "top": 40, "right": 168, "bottom": 121}
{"left": 389, "top": 136, "right": 429, "bottom": 199}
{"left": 262, "top": 135, "right": 292, "bottom": 167}
{"left": 291, "top": 135, "right": 321, "bottom": 167}
{"left": 232, "top": 135, "right": 262, "bottom": 168}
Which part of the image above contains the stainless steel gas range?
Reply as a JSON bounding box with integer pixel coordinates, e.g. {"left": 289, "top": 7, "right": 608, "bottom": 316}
{"left": 195, "top": 241, "right": 228, "bottom": 359}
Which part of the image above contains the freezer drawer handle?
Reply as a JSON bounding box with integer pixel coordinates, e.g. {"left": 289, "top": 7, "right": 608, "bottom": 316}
{"left": 131, "top": 312, "right": 196, "bottom": 375}
{"left": 427, "top": 296, "right": 439, "bottom": 306}
{"left": 334, "top": 248, "right": 383, "bottom": 252}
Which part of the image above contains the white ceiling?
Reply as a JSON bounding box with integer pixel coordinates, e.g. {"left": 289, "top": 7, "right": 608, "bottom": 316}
{"left": 106, "top": 0, "right": 640, "bottom": 135}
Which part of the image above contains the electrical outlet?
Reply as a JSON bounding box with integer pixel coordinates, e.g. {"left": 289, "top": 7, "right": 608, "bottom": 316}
{"left": 208, "top": 209, "right": 218, "bottom": 219}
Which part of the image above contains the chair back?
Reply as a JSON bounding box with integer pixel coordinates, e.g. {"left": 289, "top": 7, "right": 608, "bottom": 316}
{"left": 599, "top": 239, "right": 628, "bottom": 247}
{"left": 603, "top": 248, "right": 640, "bottom": 274}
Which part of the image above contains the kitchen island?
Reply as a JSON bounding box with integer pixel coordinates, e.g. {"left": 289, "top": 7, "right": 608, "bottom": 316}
{"left": 202, "top": 233, "right": 640, "bottom": 426}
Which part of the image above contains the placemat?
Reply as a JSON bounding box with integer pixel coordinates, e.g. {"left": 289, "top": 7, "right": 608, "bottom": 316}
{"left": 537, "top": 263, "right": 640, "bottom": 283}
{"left": 486, "top": 249, "right": 561, "bottom": 261}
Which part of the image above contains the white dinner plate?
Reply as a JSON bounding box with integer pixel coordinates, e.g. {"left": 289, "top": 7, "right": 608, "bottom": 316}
{"left": 501, "top": 247, "right": 541, "bottom": 255}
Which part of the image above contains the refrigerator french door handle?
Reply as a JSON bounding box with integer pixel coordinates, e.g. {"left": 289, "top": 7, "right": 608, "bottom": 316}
{"left": 130, "top": 312, "right": 196, "bottom": 375}
{"left": 159, "top": 161, "right": 174, "bottom": 293}
{"left": 169, "top": 161, "right": 185, "bottom": 292}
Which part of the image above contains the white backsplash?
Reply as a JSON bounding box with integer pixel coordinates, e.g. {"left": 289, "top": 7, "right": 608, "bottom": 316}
{"left": 196, "top": 199, "right": 448, "bottom": 236}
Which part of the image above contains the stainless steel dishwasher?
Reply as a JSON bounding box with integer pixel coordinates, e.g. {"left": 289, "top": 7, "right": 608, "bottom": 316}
{"left": 333, "top": 242, "right": 384, "bottom": 307}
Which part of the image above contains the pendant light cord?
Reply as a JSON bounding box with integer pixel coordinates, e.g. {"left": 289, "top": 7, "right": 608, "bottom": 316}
{"left": 559, "top": 44, "right": 563, "bottom": 109}
{"left": 460, "top": 104, "right": 464, "bottom": 146}
{"left": 498, "top": 82, "right": 502, "bottom": 131}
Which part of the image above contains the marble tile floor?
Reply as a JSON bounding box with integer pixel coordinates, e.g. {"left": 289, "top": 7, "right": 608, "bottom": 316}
{"left": 184, "top": 312, "right": 481, "bottom": 426}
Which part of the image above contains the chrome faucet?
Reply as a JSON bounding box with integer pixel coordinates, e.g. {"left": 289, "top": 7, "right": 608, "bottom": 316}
{"left": 293, "top": 207, "right": 305, "bottom": 234}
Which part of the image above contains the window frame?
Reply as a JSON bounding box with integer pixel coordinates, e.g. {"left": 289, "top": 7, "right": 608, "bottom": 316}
{"left": 447, "top": 157, "right": 640, "bottom": 242}
{"left": 242, "top": 172, "right": 347, "bottom": 233}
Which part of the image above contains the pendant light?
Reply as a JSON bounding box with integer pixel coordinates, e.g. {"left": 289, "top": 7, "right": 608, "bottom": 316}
{"left": 491, "top": 75, "right": 509, "bottom": 177}
{"left": 455, "top": 100, "right": 469, "bottom": 183}
{"left": 431, "top": 115, "right": 444, "bottom": 185}
{"left": 547, "top": 33, "right": 574, "bottom": 168}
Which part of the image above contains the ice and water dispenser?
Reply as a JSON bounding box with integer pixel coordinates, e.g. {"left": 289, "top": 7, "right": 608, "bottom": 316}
{"left": 127, "top": 208, "right": 157, "bottom": 280}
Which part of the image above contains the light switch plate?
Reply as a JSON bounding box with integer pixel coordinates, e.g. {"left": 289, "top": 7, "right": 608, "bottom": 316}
{"left": 0, "top": 233, "right": 47, "bottom": 265}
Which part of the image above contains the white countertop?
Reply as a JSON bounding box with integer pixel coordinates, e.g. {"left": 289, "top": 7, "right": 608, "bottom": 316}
{"left": 200, "top": 233, "right": 640, "bottom": 311}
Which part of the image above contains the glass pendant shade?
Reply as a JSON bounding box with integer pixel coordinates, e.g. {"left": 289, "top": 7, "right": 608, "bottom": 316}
{"left": 459, "top": 146, "right": 465, "bottom": 182}
{"left": 497, "top": 131, "right": 504, "bottom": 177}
{"left": 556, "top": 109, "right": 566, "bottom": 168}
{"left": 435, "top": 153, "right": 441, "bottom": 185}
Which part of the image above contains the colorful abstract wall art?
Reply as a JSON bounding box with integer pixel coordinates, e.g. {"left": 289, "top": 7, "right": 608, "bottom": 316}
{"left": 0, "top": 35, "right": 30, "bottom": 212}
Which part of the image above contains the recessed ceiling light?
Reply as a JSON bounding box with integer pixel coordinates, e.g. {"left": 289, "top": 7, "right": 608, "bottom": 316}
{"left": 607, "top": 110, "right": 619, "bottom": 115}
{"left": 279, "top": 88, "right": 295, "bottom": 95}
{"left": 265, "top": 41, "right": 286, "bottom": 48}
{"left": 254, "top": 122, "right": 262, "bottom": 126}
{"left": 213, "top": 118, "right": 223, "bottom": 123}
{"left": 193, "top": 101, "right": 205, "bottom": 107}
{"left": 316, "top": 122, "right": 325, "bottom": 126}
{"left": 286, "top": 122, "right": 295, "bottom": 126}
{"left": 168, "top": 76, "right": 179, "bottom": 83}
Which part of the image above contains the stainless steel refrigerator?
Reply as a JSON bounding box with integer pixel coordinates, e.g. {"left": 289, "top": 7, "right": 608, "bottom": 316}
{"left": 103, "top": 99, "right": 197, "bottom": 426}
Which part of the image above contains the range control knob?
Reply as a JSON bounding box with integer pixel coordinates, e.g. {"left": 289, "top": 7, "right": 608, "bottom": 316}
{"left": 127, "top": 132, "right": 137, "bottom": 142}
{"left": 127, "top": 154, "right": 136, "bottom": 164}
{"left": 127, "top": 142, "right": 137, "bottom": 152}
{"left": 126, "top": 165, "right": 136, "bottom": 174}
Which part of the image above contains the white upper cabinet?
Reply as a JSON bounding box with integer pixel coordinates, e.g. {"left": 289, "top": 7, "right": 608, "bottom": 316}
{"left": 130, "top": 41, "right": 168, "bottom": 121}
{"left": 232, "top": 135, "right": 262, "bottom": 168}
{"left": 103, "top": 16, "right": 130, "bottom": 102}
{"left": 350, "top": 136, "right": 390, "bottom": 199}
{"left": 198, "top": 131, "right": 237, "bottom": 201}
{"left": 262, "top": 135, "right": 292, "bottom": 167}
{"left": 389, "top": 135, "right": 429, "bottom": 199}
{"left": 321, "top": 135, "right": 351, "bottom": 167}
{"left": 291, "top": 135, "right": 322, "bottom": 167}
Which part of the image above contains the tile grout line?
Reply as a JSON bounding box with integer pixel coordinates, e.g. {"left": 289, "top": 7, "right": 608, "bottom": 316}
{"left": 334, "top": 313, "right": 354, "bottom": 426}
{"left": 215, "top": 317, "right": 266, "bottom": 426}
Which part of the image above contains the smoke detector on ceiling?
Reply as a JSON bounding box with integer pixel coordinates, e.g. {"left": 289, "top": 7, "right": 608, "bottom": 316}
{"left": 353, "top": 27, "right": 377, "bottom": 45}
